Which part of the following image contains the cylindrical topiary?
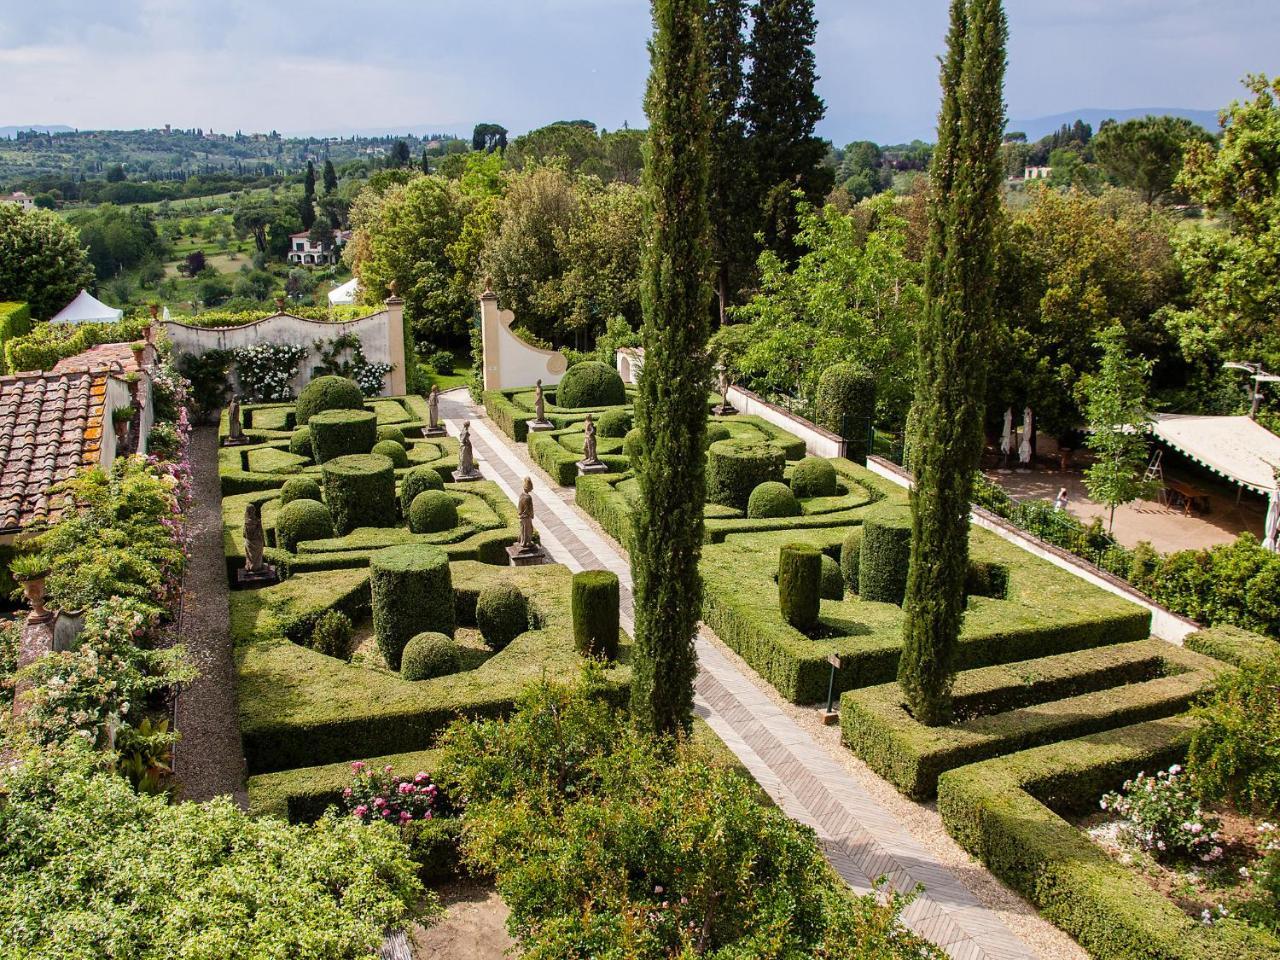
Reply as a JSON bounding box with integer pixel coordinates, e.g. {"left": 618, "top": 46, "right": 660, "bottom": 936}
{"left": 572, "top": 570, "right": 619, "bottom": 660}
{"left": 372, "top": 438, "right": 410, "bottom": 468}
{"left": 370, "top": 544, "right": 454, "bottom": 670}
{"left": 778, "top": 543, "right": 822, "bottom": 632}
{"left": 840, "top": 526, "right": 863, "bottom": 593}
{"left": 400, "top": 465, "right": 445, "bottom": 515}
{"left": 475, "top": 582, "right": 528, "bottom": 651}
{"left": 814, "top": 363, "right": 876, "bottom": 465}
{"left": 279, "top": 475, "right": 322, "bottom": 506}
{"left": 704, "top": 423, "right": 732, "bottom": 448}
{"left": 322, "top": 453, "right": 397, "bottom": 535}
{"left": 597, "top": 408, "right": 632, "bottom": 438}
{"left": 858, "top": 507, "right": 912, "bottom": 605}
{"left": 747, "top": 481, "right": 801, "bottom": 519}
{"left": 295, "top": 374, "right": 364, "bottom": 426}
{"left": 791, "top": 456, "right": 838, "bottom": 499}
{"left": 622, "top": 428, "right": 646, "bottom": 461}
{"left": 707, "top": 439, "right": 785, "bottom": 511}
{"left": 409, "top": 490, "right": 458, "bottom": 533}
{"left": 820, "top": 554, "right": 844, "bottom": 600}
{"left": 555, "top": 360, "right": 626, "bottom": 408}
{"left": 401, "top": 631, "right": 462, "bottom": 681}
{"left": 309, "top": 408, "right": 378, "bottom": 463}
{"left": 275, "top": 498, "right": 334, "bottom": 552}
{"left": 288, "top": 427, "right": 313, "bottom": 461}
{"left": 376, "top": 425, "right": 408, "bottom": 448}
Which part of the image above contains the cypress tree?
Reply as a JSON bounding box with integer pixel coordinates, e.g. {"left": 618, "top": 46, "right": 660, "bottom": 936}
{"left": 323, "top": 159, "right": 338, "bottom": 194}
{"left": 706, "top": 0, "right": 751, "bottom": 324}
{"left": 631, "top": 0, "right": 713, "bottom": 736}
{"left": 897, "top": 0, "right": 1007, "bottom": 726}
{"left": 304, "top": 160, "right": 316, "bottom": 200}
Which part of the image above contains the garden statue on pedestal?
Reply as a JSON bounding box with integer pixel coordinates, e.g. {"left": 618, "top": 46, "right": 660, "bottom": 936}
{"left": 529, "top": 378, "right": 554, "bottom": 431}
{"left": 237, "top": 501, "right": 279, "bottom": 587}
{"left": 424, "top": 385, "right": 447, "bottom": 437}
{"left": 223, "top": 396, "right": 249, "bottom": 446}
{"left": 713, "top": 367, "right": 738, "bottom": 416}
{"left": 454, "top": 421, "right": 483, "bottom": 481}
{"left": 577, "top": 413, "right": 609, "bottom": 476}
{"left": 507, "top": 476, "right": 547, "bottom": 566}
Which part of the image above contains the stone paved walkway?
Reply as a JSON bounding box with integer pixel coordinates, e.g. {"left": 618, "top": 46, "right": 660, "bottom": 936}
{"left": 440, "top": 392, "right": 1040, "bottom": 960}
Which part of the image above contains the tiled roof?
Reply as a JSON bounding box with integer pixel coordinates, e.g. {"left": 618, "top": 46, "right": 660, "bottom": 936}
{"left": 0, "top": 370, "right": 107, "bottom": 533}
{"left": 52, "top": 342, "right": 142, "bottom": 375}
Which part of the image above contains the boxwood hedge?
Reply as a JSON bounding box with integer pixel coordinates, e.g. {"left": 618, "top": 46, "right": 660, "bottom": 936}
{"left": 707, "top": 440, "right": 785, "bottom": 511}
{"left": 370, "top": 544, "right": 455, "bottom": 670}
{"left": 296, "top": 375, "right": 364, "bottom": 426}
{"left": 309, "top": 409, "right": 377, "bottom": 464}
{"left": 322, "top": 454, "right": 397, "bottom": 535}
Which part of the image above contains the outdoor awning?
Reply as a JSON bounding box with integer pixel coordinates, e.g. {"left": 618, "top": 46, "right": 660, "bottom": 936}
{"left": 328, "top": 278, "right": 359, "bottom": 306}
{"left": 1150, "top": 413, "right": 1280, "bottom": 495}
{"left": 50, "top": 289, "right": 123, "bottom": 325}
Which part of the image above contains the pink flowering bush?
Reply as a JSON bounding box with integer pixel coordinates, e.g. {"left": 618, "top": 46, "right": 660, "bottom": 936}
{"left": 341, "top": 762, "right": 446, "bottom": 829}
{"left": 1101, "top": 764, "right": 1224, "bottom": 863}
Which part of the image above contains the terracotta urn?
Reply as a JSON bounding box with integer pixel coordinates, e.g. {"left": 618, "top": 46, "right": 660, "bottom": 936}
{"left": 15, "top": 568, "right": 52, "bottom": 624}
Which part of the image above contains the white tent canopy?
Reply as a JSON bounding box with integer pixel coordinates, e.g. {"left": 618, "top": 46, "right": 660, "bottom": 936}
{"left": 328, "top": 278, "right": 359, "bottom": 306}
{"left": 1150, "top": 413, "right": 1280, "bottom": 495}
{"left": 50, "top": 289, "right": 123, "bottom": 325}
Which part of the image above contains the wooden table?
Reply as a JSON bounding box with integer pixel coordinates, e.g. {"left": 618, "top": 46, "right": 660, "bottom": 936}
{"left": 1165, "top": 479, "right": 1211, "bottom": 516}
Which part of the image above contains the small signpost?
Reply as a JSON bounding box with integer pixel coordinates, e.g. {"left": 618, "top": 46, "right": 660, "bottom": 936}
{"left": 822, "top": 653, "right": 842, "bottom": 725}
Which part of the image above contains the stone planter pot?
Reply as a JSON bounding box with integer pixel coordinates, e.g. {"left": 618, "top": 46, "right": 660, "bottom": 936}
{"left": 15, "top": 570, "right": 52, "bottom": 623}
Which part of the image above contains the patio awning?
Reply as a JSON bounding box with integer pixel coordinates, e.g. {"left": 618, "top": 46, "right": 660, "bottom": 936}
{"left": 1150, "top": 413, "right": 1280, "bottom": 495}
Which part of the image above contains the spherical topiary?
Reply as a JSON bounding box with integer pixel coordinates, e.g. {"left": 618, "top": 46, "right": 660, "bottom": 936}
{"left": 322, "top": 454, "right": 397, "bottom": 535}
{"left": 280, "top": 475, "right": 323, "bottom": 506}
{"left": 372, "top": 438, "right": 410, "bottom": 468}
{"left": 409, "top": 490, "right": 458, "bottom": 533}
{"left": 377, "top": 425, "right": 408, "bottom": 448}
{"left": 475, "top": 582, "right": 529, "bottom": 651}
{"left": 623, "top": 428, "right": 646, "bottom": 461}
{"left": 704, "top": 423, "right": 732, "bottom": 448}
{"left": 820, "top": 554, "right": 844, "bottom": 601}
{"left": 555, "top": 360, "right": 626, "bottom": 408}
{"left": 275, "top": 498, "right": 334, "bottom": 552}
{"left": 778, "top": 543, "right": 822, "bottom": 631}
{"left": 311, "top": 610, "right": 354, "bottom": 661}
{"left": 400, "top": 465, "right": 445, "bottom": 515}
{"left": 370, "top": 544, "right": 454, "bottom": 670}
{"left": 747, "top": 481, "right": 801, "bottom": 519}
{"left": 707, "top": 440, "right": 785, "bottom": 511}
{"left": 840, "top": 527, "right": 863, "bottom": 593}
{"left": 289, "top": 427, "right": 313, "bottom": 461}
{"left": 814, "top": 363, "right": 876, "bottom": 465}
{"left": 858, "top": 506, "right": 912, "bottom": 605}
{"left": 597, "top": 408, "right": 632, "bottom": 438}
{"left": 401, "top": 631, "right": 462, "bottom": 681}
{"left": 572, "top": 570, "right": 619, "bottom": 660}
{"left": 296, "top": 375, "right": 364, "bottom": 426}
{"left": 309, "top": 408, "right": 378, "bottom": 463}
{"left": 791, "top": 456, "right": 838, "bottom": 499}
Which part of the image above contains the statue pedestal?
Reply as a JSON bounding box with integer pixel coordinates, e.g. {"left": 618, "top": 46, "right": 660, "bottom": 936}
{"left": 222, "top": 436, "right": 251, "bottom": 447}
{"left": 577, "top": 460, "right": 610, "bottom": 476}
{"left": 423, "top": 426, "right": 448, "bottom": 438}
{"left": 235, "top": 565, "right": 280, "bottom": 589}
{"left": 528, "top": 419, "right": 555, "bottom": 432}
{"left": 453, "top": 468, "right": 484, "bottom": 483}
{"left": 506, "top": 543, "right": 548, "bottom": 567}
{"left": 712, "top": 404, "right": 738, "bottom": 417}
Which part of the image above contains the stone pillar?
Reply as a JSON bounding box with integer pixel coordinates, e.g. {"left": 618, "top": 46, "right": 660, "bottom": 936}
{"left": 11, "top": 616, "right": 55, "bottom": 719}
{"left": 480, "top": 289, "right": 500, "bottom": 392}
{"left": 384, "top": 296, "right": 408, "bottom": 396}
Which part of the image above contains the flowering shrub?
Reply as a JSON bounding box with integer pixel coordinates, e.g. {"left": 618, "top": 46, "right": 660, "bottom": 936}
{"left": 314, "top": 332, "right": 392, "bottom": 397}
{"left": 1101, "top": 765, "right": 1224, "bottom": 862}
{"left": 1239, "top": 822, "right": 1280, "bottom": 932}
{"left": 234, "top": 342, "right": 309, "bottom": 401}
{"left": 341, "top": 762, "right": 445, "bottom": 828}
{"left": 1190, "top": 655, "right": 1280, "bottom": 816}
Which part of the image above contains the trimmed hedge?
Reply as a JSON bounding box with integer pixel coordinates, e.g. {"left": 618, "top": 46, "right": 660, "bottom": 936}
{"left": 1184, "top": 624, "right": 1280, "bottom": 668}
{"left": 556, "top": 360, "right": 625, "bottom": 408}
{"left": 296, "top": 375, "right": 364, "bottom": 426}
{"left": 572, "top": 570, "right": 620, "bottom": 660}
{"left": 409, "top": 490, "right": 458, "bottom": 534}
{"left": 0, "top": 301, "right": 32, "bottom": 373}
{"left": 937, "top": 718, "right": 1280, "bottom": 960}
{"left": 597, "top": 408, "right": 632, "bottom": 438}
{"left": 704, "top": 423, "right": 732, "bottom": 448}
{"left": 840, "top": 527, "right": 863, "bottom": 593}
{"left": 965, "top": 559, "right": 1009, "bottom": 600}
{"left": 276, "top": 498, "right": 335, "bottom": 552}
{"left": 476, "top": 582, "right": 529, "bottom": 652}
{"left": 815, "top": 363, "right": 876, "bottom": 465}
{"left": 779, "top": 543, "right": 822, "bottom": 631}
{"left": 707, "top": 440, "right": 785, "bottom": 511}
{"left": 402, "top": 632, "right": 462, "bottom": 681}
{"left": 858, "top": 507, "right": 912, "bottom": 604}
{"left": 376, "top": 425, "right": 408, "bottom": 448}
{"left": 280, "top": 476, "right": 323, "bottom": 506}
{"left": 370, "top": 544, "right": 455, "bottom": 670}
{"left": 791, "top": 456, "right": 838, "bottom": 498}
{"left": 322, "top": 454, "right": 397, "bottom": 536}
{"left": 623, "top": 428, "right": 645, "bottom": 461}
{"left": 400, "top": 465, "right": 445, "bottom": 514}
{"left": 288, "top": 427, "right": 313, "bottom": 461}
{"left": 748, "top": 481, "right": 801, "bottom": 519}
{"left": 371, "top": 438, "right": 410, "bottom": 468}
{"left": 819, "top": 554, "right": 843, "bottom": 601}
{"left": 309, "top": 409, "right": 377, "bottom": 464}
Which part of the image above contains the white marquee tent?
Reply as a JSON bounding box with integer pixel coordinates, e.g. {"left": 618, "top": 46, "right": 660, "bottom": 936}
{"left": 50, "top": 289, "right": 124, "bottom": 325}
{"left": 328, "top": 278, "right": 359, "bottom": 306}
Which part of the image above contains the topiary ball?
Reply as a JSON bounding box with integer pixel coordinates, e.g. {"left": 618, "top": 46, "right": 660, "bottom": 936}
{"left": 401, "top": 631, "right": 462, "bottom": 681}
{"left": 622, "top": 428, "right": 645, "bottom": 461}
{"left": 820, "top": 554, "right": 844, "bottom": 600}
{"left": 400, "top": 465, "right": 445, "bottom": 515}
{"left": 280, "top": 476, "right": 323, "bottom": 506}
{"left": 311, "top": 610, "right": 354, "bottom": 661}
{"left": 475, "top": 582, "right": 529, "bottom": 651}
{"left": 705, "top": 423, "right": 732, "bottom": 448}
{"left": 275, "top": 498, "right": 334, "bottom": 552}
{"left": 791, "top": 456, "right": 838, "bottom": 499}
{"left": 597, "top": 408, "right": 632, "bottom": 438}
{"left": 295, "top": 375, "right": 364, "bottom": 426}
{"left": 556, "top": 360, "right": 626, "bottom": 408}
{"left": 747, "top": 481, "right": 801, "bottom": 519}
{"left": 288, "top": 427, "right": 313, "bottom": 461}
{"left": 372, "top": 439, "right": 410, "bottom": 468}
{"left": 377, "top": 425, "right": 408, "bottom": 448}
{"left": 409, "top": 490, "right": 458, "bottom": 534}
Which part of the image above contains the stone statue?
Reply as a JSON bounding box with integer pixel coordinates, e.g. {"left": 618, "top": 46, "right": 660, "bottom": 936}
{"left": 227, "top": 396, "right": 244, "bottom": 443}
{"left": 718, "top": 367, "right": 729, "bottom": 399}
{"left": 428, "top": 386, "right": 440, "bottom": 429}
{"left": 713, "top": 365, "right": 737, "bottom": 416}
{"left": 535, "top": 379, "right": 546, "bottom": 422}
{"left": 517, "top": 476, "right": 536, "bottom": 548}
{"left": 243, "top": 502, "right": 266, "bottom": 572}
{"left": 582, "top": 413, "right": 599, "bottom": 464}
{"left": 458, "top": 421, "right": 476, "bottom": 476}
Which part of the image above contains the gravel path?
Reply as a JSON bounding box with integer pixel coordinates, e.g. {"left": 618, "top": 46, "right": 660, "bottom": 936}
{"left": 172, "top": 425, "right": 248, "bottom": 806}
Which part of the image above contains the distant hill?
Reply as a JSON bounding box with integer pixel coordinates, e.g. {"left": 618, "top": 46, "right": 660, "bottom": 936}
{"left": 0, "top": 125, "right": 74, "bottom": 139}
{"left": 1009, "top": 108, "right": 1220, "bottom": 141}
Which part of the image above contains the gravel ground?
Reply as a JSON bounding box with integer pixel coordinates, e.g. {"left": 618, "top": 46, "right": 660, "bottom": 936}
{"left": 172, "top": 426, "right": 249, "bottom": 806}
{"left": 411, "top": 882, "right": 514, "bottom": 960}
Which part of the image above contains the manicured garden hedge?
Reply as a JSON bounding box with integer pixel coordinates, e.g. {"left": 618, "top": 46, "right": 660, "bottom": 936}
{"left": 857, "top": 506, "right": 912, "bottom": 604}
{"left": 309, "top": 409, "right": 377, "bottom": 463}
{"left": 707, "top": 440, "right": 785, "bottom": 510}
{"left": 0, "top": 301, "right": 32, "bottom": 373}
{"left": 555, "top": 360, "right": 626, "bottom": 408}
{"left": 322, "top": 454, "right": 397, "bottom": 535}
{"left": 371, "top": 544, "right": 455, "bottom": 670}
{"left": 572, "top": 571, "right": 620, "bottom": 660}
{"left": 296, "top": 374, "right": 364, "bottom": 426}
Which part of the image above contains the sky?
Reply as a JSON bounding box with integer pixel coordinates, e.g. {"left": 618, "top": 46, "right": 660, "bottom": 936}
{"left": 0, "top": 0, "right": 1276, "bottom": 144}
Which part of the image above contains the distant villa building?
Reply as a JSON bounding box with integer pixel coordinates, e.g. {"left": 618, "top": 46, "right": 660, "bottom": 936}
{"left": 1, "top": 191, "right": 35, "bottom": 210}
{"left": 1024, "top": 166, "right": 1053, "bottom": 181}
{"left": 287, "top": 229, "right": 351, "bottom": 266}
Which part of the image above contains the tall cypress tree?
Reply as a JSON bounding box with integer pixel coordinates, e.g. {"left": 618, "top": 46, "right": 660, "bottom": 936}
{"left": 304, "top": 160, "right": 316, "bottom": 200}
{"left": 322, "top": 159, "right": 338, "bottom": 194}
{"left": 898, "top": 0, "right": 1007, "bottom": 726}
{"left": 706, "top": 0, "right": 750, "bottom": 325}
{"left": 631, "top": 0, "right": 713, "bottom": 736}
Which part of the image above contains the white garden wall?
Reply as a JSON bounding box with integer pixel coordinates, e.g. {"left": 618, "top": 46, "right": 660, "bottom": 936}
{"left": 480, "top": 290, "right": 568, "bottom": 391}
{"left": 725, "top": 386, "right": 846, "bottom": 459}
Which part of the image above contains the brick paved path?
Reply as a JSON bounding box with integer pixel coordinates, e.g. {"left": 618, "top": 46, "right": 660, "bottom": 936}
{"left": 441, "top": 391, "right": 1040, "bottom": 960}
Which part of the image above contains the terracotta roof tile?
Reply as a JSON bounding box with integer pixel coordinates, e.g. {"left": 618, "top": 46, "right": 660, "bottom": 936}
{"left": 51, "top": 341, "right": 144, "bottom": 375}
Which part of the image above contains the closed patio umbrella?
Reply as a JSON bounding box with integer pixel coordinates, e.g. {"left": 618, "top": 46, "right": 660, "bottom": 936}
{"left": 1000, "top": 408, "right": 1014, "bottom": 456}
{"left": 1018, "top": 407, "right": 1033, "bottom": 465}
{"left": 1265, "top": 491, "right": 1279, "bottom": 553}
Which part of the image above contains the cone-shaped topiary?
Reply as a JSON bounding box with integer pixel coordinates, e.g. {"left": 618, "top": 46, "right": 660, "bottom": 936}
{"left": 275, "top": 498, "right": 334, "bottom": 552}
{"left": 400, "top": 465, "right": 445, "bottom": 515}
{"left": 747, "top": 480, "right": 801, "bottom": 518}
{"left": 371, "top": 439, "right": 410, "bottom": 468}
{"left": 401, "top": 631, "right": 461, "bottom": 680}
{"left": 475, "top": 582, "right": 528, "bottom": 651}
{"left": 409, "top": 490, "right": 458, "bottom": 533}
{"left": 820, "top": 554, "right": 844, "bottom": 600}
{"left": 840, "top": 526, "right": 863, "bottom": 593}
{"left": 778, "top": 543, "right": 822, "bottom": 631}
{"left": 790, "top": 456, "right": 838, "bottom": 498}
{"left": 322, "top": 453, "right": 397, "bottom": 535}
{"left": 860, "top": 507, "right": 913, "bottom": 605}
{"left": 572, "top": 570, "right": 620, "bottom": 660}
{"left": 309, "top": 408, "right": 377, "bottom": 463}
{"left": 704, "top": 423, "right": 732, "bottom": 448}
{"left": 556, "top": 360, "right": 626, "bottom": 408}
{"left": 280, "top": 475, "right": 322, "bottom": 506}
{"left": 370, "top": 544, "right": 454, "bottom": 670}
{"left": 623, "top": 428, "right": 646, "bottom": 461}
{"left": 295, "top": 375, "right": 364, "bottom": 426}
{"left": 707, "top": 439, "right": 785, "bottom": 511}
{"left": 376, "top": 425, "right": 408, "bottom": 448}
{"left": 597, "top": 408, "right": 632, "bottom": 438}
{"left": 288, "top": 427, "right": 313, "bottom": 461}
{"left": 814, "top": 364, "right": 876, "bottom": 465}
